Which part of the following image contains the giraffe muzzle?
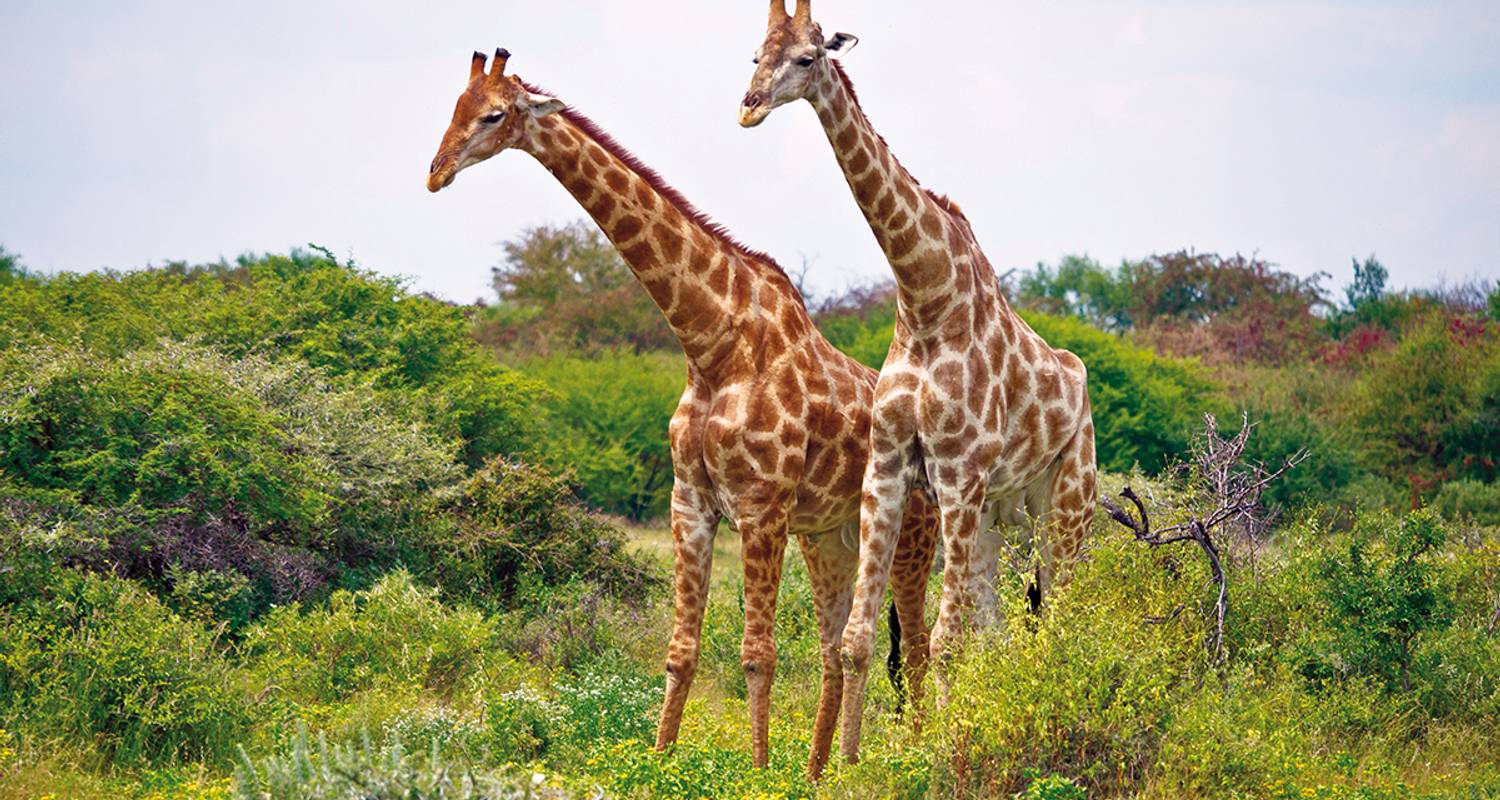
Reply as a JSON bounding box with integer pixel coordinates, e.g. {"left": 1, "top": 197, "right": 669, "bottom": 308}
{"left": 427, "top": 154, "right": 457, "bottom": 192}
{"left": 739, "top": 93, "right": 771, "bottom": 128}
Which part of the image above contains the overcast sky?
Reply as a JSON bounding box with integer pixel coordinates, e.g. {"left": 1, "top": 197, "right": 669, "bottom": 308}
{"left": 2, "top": 1, "right": 1497, "bottom": 304}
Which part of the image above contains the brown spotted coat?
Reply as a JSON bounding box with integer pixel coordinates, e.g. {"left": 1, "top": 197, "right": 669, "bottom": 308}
{"left": 739, "top": 0, "right": 1098, "bottom": 764}
{"left": 426, "top": 48, "right": 939, "bottom": 779}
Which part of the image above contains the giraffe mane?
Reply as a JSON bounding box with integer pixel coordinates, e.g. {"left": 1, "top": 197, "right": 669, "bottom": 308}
{"left": 518, "top": 78, "right": 801, "bottom": 298}
{"left": 829, "top": 62, "right": 969, "bottom": 222}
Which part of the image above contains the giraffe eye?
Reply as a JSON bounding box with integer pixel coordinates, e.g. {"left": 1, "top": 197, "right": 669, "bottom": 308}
{"left": 752, "top": 56, "right": 760, "bottom": 64}
{"left": 481, "top": 111, "right": 505, "bottom": 124}
{"left": 796, "top": 56, "right": 816, "bottom": 67}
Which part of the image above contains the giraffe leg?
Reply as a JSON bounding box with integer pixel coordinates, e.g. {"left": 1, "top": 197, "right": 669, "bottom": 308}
{"left": 800, "top": 531, "right": 857, "bottom": 780}
{"left": 654, "top": 483, "right": 718, "bottom": 751}
{"left": 889, "top": 488, "right": 938, "bottom": 728}
{"left": 928, "top": 476, "right": 988, "bottom": 704}
{"left": 838, "top": 442, "right": 918, "bottom": 764}
{"left": 740, "top": 506, "right": 790, "bottom": 769}
{"left": 970, "top": 500, "right": 1004, "bottom": 629}
{"left": 1037, "top": 416, "right": 1096, "bottom": 605}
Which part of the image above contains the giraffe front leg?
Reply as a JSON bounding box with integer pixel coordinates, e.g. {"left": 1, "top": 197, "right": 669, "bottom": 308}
{"left": 740, "top": 503, "right": 790, "bottom": 769}
{"left": 799, "top": 531, "right": 857, "bottom": 780}
{"left": 654, "top": 482, "right": 718, "bottom": 751}
{"left": 839, "top": 442, "right": 918, "bottom": 764}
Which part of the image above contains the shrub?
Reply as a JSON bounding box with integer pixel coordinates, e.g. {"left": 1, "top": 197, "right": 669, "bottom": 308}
{"left": 0, "top": 343, "right": 462, "bottom": 615}
{"left": 381, "top": 706, "right": 489, "bottom": 757}
{"left": 241, "top": 572, "right": 496, "bottom": 706}
{"left": 1432, "top": 479, "right": 1500, "bottom": 525}
{"left": 1297, "top": 511, "right": 1456, "bottom": 697}
{"left": 0, "top": 573, "right": 249, "bottom": 765}
{"left": 928, "top": 530, "right": 1206, "bottom": 796}
{"left": 234, "top": 728, "right": 552, "bottom": 800}
{"left": 553, "top": 667, "right": 660, "bottom": 747}
{"left": 436, "top": 459, "right": 660, "bottom": 610}
{"left": 520, "top": 350, "right": 682, "bottom": 520}
{"left": 485, "top": 687, "right": 561, "bottom": 761}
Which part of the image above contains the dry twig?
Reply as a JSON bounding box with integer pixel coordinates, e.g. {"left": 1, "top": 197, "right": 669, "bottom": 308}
{"left": 1100, "top": 412, "right": 1306, "bottom": 662}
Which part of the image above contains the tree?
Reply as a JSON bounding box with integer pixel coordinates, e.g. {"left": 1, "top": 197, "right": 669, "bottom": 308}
{"left": 480, "top": 222, "right": 674, "bottom": 355}
{"left": 1346, "top": 255, "right": 1388, "bottom": 313}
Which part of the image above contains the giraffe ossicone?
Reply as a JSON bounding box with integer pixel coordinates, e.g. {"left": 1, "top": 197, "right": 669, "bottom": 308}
{"left": 426, "top": 47, "right": 941, "bottom": 780}
{"left": 739, "top": 0, "right": 1100, "bottom": 764}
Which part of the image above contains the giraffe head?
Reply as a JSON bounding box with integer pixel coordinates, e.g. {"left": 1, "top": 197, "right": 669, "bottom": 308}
{"left": 426, "top": 48, "right": 566, "bottom": 192}
{"left": 738, "top": 0, "right": 858, "bottom": 128}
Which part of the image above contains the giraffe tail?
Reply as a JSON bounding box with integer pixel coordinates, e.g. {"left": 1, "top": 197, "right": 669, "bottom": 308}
{"left": 886, "top": 599, "right": 906, "bottom": 716}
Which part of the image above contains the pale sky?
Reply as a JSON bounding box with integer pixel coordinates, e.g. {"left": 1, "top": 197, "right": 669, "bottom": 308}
{"left": 2, "top": 1, "right": 1497, "bottom": 304}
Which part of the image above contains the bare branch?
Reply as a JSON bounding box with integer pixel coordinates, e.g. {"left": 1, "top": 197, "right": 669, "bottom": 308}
{"left": 1102, "top": 412, "right": 1303, "bottom": 664}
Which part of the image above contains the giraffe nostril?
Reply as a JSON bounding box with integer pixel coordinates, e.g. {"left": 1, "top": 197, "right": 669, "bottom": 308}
{"left": 429, "top": 155, "right": 448, "bottom": 175}
{"left": 743, "top": 92, "right": 763, "bottom": 109}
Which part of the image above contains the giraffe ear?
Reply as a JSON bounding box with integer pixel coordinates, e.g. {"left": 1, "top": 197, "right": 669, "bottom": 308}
{"left": 526, "top": 93, "right": 565, "bottom": 118}
{"left": 825, "top": 32, "right": 859, "bottom": 57}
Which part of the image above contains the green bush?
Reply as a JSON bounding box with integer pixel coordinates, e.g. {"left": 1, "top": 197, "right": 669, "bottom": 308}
{"left": 520, "top": 350, "right": 681, "bottom": 520}
{"left": 928, "top": 530, "right": 1205, "bottom": 796}
{"left": 484, "top": 687, "right": 561, "bottom": 761}
{"left": 0, "top": 572, "right": 249, "bottom": 765}
{"left": 436, "top": 459, "right": 661, "bottom": 612}
{"left": 0, "top": 343, "right": 463, "bottom": 616}
{"left": 1350, "top": 316, "right": 1500, "bottom": 485}
{"left": 234, "top": 727, "right": 550, "bottom": 800}
{"left": 241, "top": 572, "right": 496, "bottom": 706}
{"left": 553, "top": 667, "right": 660, "bottom": 747}
{"left": 1298, "top": 511, "right": 1456, "bottom": 696}
{"left": 1432, "top": 479, "right": 1500, "bottom": 525}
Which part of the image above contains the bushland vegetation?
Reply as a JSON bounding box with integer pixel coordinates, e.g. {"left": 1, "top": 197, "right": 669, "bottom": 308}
{"left": 1, "top": 236, "right": 1496, "bottom": 798}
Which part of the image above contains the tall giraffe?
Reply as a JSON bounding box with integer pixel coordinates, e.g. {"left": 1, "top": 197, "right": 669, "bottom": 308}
{"left": 425, "top": 48, "right": 939, "bottom": 778}
{"left": 739, "top": 1, "right": 1098, "bottom": 763}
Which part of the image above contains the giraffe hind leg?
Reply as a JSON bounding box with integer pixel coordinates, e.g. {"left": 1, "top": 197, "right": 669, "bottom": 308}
{"left": 1036, "top": 416, "right": 1097, "bottom": 604}
{"left": 801, "top": 531, "right": 856, "bottom": 780}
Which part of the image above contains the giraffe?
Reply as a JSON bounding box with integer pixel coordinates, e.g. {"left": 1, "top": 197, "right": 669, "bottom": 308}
{"left": 738, "top": 0, "right": 1099, "bottom": 763}
{"left": 425, "top": 48, "right": 939, "bottom": 779}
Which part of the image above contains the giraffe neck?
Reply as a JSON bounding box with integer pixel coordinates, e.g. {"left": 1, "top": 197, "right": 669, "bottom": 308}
{"left": 522, "top": 111, "right": 774, "bottom": 374}
{"left": 808, "top": 62, "right": 970, "bottom": 316}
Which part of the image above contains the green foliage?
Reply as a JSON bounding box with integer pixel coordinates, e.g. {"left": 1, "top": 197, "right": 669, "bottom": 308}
{"left": 1345, "top": 255, "right": 1389, "bottom": 313}
{"left": 0, "top": 245, "right": 27, "bottom": 286}
{"left": 1431, "top": 479, "right": 1500, "bottom": 525}
{"left": 0, "top": 250, "right": 552, "bottom": 467}
{"left": 0, "top": 572, "right": 249, "bottom": 766}
{"left": 241, "top": 572, "right": 496, "bottom": 706}
{"left": 233, "top": 728, "right": 547, "bottom": 800}
{"left": 1016, "top": 772, "right": 1088, "bottom": 800}
{"left": 551, "top": 668, "right": 660, "bottom": 747}
{"left": 521, "top": 351, "right": 682, "bottom": 519}
{"left": 436, "top": 460, "right": 660, "bottom": 611}
{"left": 1018, "top": 251, "right": 1330, "bottom": 365}
{"left": 930, "top": 530, "right": 1205, "bottom": 796}
{"left": 1302, "top": 511, "right": 1456, "bottom": 695}
{"left": 1350, "top": 315, "right": 1500, "bottom": 484}
{"left": 478, "top": 221, "right": 674, "bottom": 355}
{"left": 1018, "top": 254, "right": 1132, "bottom": 331}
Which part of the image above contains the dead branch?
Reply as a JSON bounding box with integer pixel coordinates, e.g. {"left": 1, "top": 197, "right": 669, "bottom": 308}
{"left": 1100, "top": 412, "right": 1304, "bottom": 663}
